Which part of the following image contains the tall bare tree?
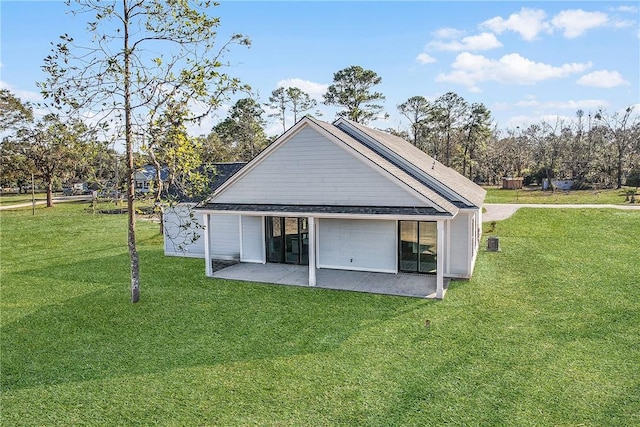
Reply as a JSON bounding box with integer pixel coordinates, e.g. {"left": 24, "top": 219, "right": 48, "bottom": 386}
{"left": 267, "top": 86, "right": 317, "bottom": 133}
{"left": 594, "top": 107, "right": 638, "bottom": 189}
{"left": 40, "top": 0, "right": 250, "bottom": 303}
{"left": 397, "top": 96, "right": 431, "bottom": 150}
{"left": 461, "top": 103, "right": 492, "bottom": 179}
{"left": 430, "top": 92, "right": 469, "bottom": 167}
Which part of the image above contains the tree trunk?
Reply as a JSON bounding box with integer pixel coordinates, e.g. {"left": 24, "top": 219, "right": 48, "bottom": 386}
{"left": 462, "top": 145, "right": 468, "bottom": 179}
{"left": 46, "top": 178, "right": 53, "bottom": 207}
{"left": 616, "top": 145, "right": 623, "bottom": 189}
{"left": 123, "top": 0, "right": 140, "bottom": 303}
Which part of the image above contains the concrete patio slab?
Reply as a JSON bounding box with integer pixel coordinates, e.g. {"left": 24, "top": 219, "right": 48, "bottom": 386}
{"left": 212, "top": 262, "right": 449, "bottom": 298}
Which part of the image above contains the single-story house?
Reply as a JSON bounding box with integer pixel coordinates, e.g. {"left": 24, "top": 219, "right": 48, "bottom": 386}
{"left": 165, "top": 117, "right": 486, "bottom": 298}
{"left": 134, "top": 165, "right": 169, "bottom": 193}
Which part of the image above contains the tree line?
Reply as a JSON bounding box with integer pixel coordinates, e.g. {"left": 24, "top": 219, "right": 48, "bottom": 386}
{"left": 4, "top": 66, "right": 638, "bottom": 200}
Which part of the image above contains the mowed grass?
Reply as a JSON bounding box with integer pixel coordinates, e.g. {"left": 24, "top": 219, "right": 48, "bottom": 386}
{"left": 1, "top": 203, "right": 639, "bottom": 426}
{"left": 0, "top": 193, "right": 45, "bottom": 206}
{"left": 483, "top": 186, "right": 637, "bottom": 204}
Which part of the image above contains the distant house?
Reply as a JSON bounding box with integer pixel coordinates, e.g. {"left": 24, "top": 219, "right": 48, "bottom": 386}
{"left": 63, "top": 181, "right": 91, "bottom": 195}
{"left": 162, "top": 162, "right": 246, "bottom": 256}
{"left": 134, "top": 165, "right": 169, "bottom": 193}
{"left": 165, "top": 117, "right": 486, "bottom": 298}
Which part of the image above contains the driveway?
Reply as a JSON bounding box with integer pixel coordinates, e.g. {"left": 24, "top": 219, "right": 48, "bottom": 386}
{"left": 0, "top": 195, "right": 93, "bottom": 211}
{"left": 483, "top": 203, "right": 640, "bottom": 223}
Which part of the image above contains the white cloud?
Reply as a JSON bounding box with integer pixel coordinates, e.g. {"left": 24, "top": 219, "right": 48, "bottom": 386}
{"left": 428, "top": 32, "right": 503, "bottom": 52}
{"left": 515, "top": 98, "right": 609, "bottom": 110}
{"left": 551, "top": 9, "right": 609, "bottom": 38}
{"left": 416, "top": 53, "right": 437, "bottom": 64}
{"left": 435, "top": 52, "right": 592, "bottom": 88}
{"left": 611, "top": 19, "right": 635, "bottom": 29}
{"left": 577, "top": 70, "right": 629, "bottom": 88}
{"left": 276, "top": 78, "right": 328, "bottom": 101}
{"left": 480, "top": 8, "right": 549, "bottom": 41}
{"left": 0, "top": 80, "right": 42, "bottom": 102}
{"left": 612, "top": 5, "right": 638, "bottom": 13}
{"left": 432, "top": 27, "right": 464, "bottom": 39}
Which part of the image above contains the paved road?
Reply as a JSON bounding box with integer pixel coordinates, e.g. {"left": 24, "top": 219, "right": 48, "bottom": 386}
{"left": 0, "top": 195, "right": 93, "bottom": 211}
{"left": 3, "top": 197, "right": 639, "bottom": 221}
{"left": 483, "top": 203, "right": 640, "bottom": 222}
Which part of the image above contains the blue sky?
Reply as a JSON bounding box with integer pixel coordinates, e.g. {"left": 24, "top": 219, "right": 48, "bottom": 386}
{"left": 1, "top": 1, "right": 638, "bottom": 137}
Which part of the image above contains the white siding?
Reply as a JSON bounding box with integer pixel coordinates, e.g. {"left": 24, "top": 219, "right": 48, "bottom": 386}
{"left": 164, "top": 206, "right": 241, "bottom": 260}
{"left": 211, "top": 215, "right": 240, "bottom": 260}
{"left": 448, "top": 212, "right": 470, "bottom": 277}
{"left": 215, "top": 126, "right": 426, "bottom": 207}
{"left": 318, "top": 219, "right": 397, "bottom": 273}
{"left": 163, "top": 204, "right": 205, "bottom": 258}
{"left": 241, "top": 215, "right": 264, "bottom": 263}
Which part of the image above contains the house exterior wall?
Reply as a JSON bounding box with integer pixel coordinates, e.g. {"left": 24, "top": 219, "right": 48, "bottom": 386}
{"left": 240, "top": 215, "right": 264, "bottom": 263}
{"left": 163, "top": 204, "right": 204, "bottom": 258}
{"left": 163, "top": 205, "right": 240, "bottom": 260}
{"left": 446, "top": 210, "right": 481, "bottom": 278}
{"left": 211, "top": 215, "right": 241, "bottom": 260}
{"left": 318, "top": 218, "right": 397, "bottom": 273}
{"left": 214, "top": 126, "right": 426, "bottom": 207}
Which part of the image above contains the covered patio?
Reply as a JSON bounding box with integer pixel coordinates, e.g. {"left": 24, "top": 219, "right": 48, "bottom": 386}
{"left": 211, "top": 262, "right": 450, "bottom": 299}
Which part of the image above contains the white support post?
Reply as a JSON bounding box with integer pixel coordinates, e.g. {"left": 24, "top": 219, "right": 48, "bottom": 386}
{"left": 238, "top": 215, "right": 243, "bottom": 262}
{"left": 203, "top": 213, "right": 212, "bottom": 277}
{"left": 308, "top": 216, "right": 316, "bottom": 286}
{"left": 436, "top": 220, "right": 445, "bottom": 299}
{"left": 261, "top": 216, "right": 266, "bottom": 264}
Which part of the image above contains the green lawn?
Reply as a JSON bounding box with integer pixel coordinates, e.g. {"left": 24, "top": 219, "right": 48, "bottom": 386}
{"left": 0, "top": 193, "right": 44, "bottom": 206}
{"left": 483, "top": 186, "right": 637, "bottom": 204}
{"left": 1, "top": 203, "right": 639, "bottom": 426}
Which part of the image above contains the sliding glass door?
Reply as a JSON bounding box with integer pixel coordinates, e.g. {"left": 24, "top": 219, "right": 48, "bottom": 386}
{"left": 266, "top": 217, "right": 309, "bottom": 265}
{"left": 266, "top": 217, "right": 284, "bottom": 263}
{"left": 399, "top": 221, "right": 437, "bottom": 274}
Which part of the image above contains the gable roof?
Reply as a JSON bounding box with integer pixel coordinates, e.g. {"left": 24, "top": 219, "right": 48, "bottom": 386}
{"left": 203, "top": 117, "right": 485, "bottom": 216}
{"left": 306, "top": 119, "right": 458, "bottom": 213}
{"left": 334, "top": 118, "right": 486, "bottom": 208}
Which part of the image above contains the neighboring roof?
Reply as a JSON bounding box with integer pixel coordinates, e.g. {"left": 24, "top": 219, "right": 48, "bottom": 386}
{"left": 136, "top": 165, "right": 170, "bottom": 181}
{"left": 200, "top": 117, "right": 485, "bottom": 215}
{"left": 209, "top": 162, "right": 246, "bottom": 191}
{"left": 166, "top": 162, "right": 247, "bottom": 202}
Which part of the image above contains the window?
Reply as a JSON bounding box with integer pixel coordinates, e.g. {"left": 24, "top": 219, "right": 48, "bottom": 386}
{"left": 399, "top": 221, "right": 437, "bottom": 274}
